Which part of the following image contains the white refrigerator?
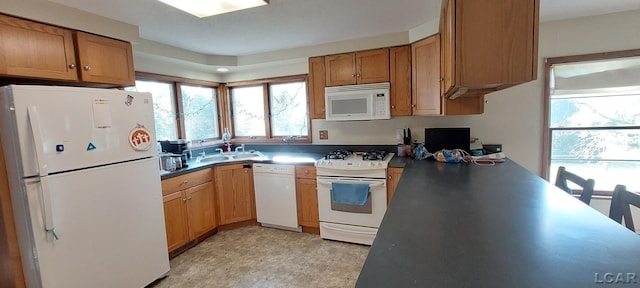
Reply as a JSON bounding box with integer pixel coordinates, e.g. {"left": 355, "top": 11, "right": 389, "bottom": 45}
{"left": 0, "top": 85, "right": 170, "bottom": 288}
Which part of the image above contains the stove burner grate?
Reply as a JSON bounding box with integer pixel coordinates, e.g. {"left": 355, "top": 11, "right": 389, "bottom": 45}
{"left": 324, "top": 150, "right": 353, "bottom": 160}
{"left": 362, "top": 150, "right": 389, "bottom": 161}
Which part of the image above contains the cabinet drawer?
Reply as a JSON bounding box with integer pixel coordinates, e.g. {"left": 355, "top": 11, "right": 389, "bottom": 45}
{"left": 295, "top": 166, "right": 316, "bottom": 179}
{"left": 162, "top": 168, "right": 212, "bottom": 196}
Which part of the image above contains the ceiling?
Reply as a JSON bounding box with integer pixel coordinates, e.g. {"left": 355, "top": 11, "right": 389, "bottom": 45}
{"left": 48, "top": 0, "right": 640, "bottom": 57}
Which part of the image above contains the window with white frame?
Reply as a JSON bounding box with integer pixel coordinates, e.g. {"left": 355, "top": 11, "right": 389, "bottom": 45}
{"left": 546, "top": 53, "right": 640, "bottom": 193}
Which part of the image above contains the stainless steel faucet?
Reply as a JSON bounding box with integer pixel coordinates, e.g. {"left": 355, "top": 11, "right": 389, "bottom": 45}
{"left": 283, "top": 136, "right": 298, "bottom": 143}
{"left": 235, "top": 144, "right": 245, "bottom": 152}
{"left": 215, "top": 148, "right": 224, "bottom": 154}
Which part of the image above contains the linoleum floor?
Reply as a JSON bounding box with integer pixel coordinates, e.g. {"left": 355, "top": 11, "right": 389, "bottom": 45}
{"left": 148, "top": 226, "right": 369, "bottom": 288}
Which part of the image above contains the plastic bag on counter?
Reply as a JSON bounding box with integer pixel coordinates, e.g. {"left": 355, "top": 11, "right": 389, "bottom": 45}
{"left": 413, "top": 144, "right": 432, "bottom": 160}
{"left": 433, "top": 149, "right": 470, "bottom": 163}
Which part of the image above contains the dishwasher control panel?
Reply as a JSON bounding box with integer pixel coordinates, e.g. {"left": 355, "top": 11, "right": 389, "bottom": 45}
{"left": 253, "top": 163, "right": 295, "bottom": 174}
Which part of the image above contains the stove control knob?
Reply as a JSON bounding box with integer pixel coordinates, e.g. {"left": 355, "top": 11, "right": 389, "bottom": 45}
{"left": 368, "top": 162, "right": 374, "bottom": 167}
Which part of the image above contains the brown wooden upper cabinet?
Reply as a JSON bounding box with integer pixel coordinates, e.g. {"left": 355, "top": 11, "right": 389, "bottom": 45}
{"left": 411, "top": 35, "right": 442, "bottom": 116}
{"left": 325, "top": 48, "right": 390, "bottom": 86}
{"left": 440, "top": 0, "right": 539, "bottom": 99}
{"left": 74, "top": 32, "right": 135, "bottom": 86}
{"left": 0, "top": 14, "right": 135, "bottom": 86}
{"left": 389, "top": 45, "right": 412, "bottom": 117}
{"left": 412, "top": 34, "right": 484, "bottom": 116}
{"left": 308, "top": 56, "right": 326, "bottom": 119}
{"left": 0, "top": 14, "right": 78, "bottom": 81}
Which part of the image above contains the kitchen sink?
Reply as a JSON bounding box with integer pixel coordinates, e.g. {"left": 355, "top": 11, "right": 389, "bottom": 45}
{"left": 198, "top": 151, "right": 265, "bottom": 163}
{"left": 231, "top": 152, "right": 264, "bottom": 159}
{"left": 199, "top": 155, "right": 231, "bottom": 163}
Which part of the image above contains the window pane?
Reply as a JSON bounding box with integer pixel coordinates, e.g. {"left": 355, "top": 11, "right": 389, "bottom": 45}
{"left": 269, "top": 82, "right": 308, "bottom": 136}
{"left": 551, "top": 129, "right": 640, "bottom": 161}
{"left": 550, "top": 95, "right": 640, "bottom": 128}
{"left": 231, "top": 86, "right": 265, "bottom": 136}
{"left": 130, "top": 80, "right": 178, "bottom": 140}
{"left": 550, "top": 160, "right": 640, "bottom": 191}
{"left": 181, "top": 85, "right": 219, "bottom": 140}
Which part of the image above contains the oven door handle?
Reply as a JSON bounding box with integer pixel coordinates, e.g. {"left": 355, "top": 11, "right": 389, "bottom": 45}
{"left": 317, "top": 179, "right": 385, "bottom": 187}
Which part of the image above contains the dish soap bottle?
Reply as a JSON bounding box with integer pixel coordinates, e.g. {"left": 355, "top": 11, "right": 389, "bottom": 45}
{"left": 222, "top": 128, "right": 232, "bottom": 151}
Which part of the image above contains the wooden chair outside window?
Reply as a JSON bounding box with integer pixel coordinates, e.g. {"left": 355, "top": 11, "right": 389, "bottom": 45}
{"left": 554, "top": 166, "right": 596, "bottom": 205}
{"left": 609, "top": 184, "right": 640, "bottom": 233}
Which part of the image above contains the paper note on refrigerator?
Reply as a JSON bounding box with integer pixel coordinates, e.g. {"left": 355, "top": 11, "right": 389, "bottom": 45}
{"left": 92, "top": 99, "right": 112, "bottom": 128}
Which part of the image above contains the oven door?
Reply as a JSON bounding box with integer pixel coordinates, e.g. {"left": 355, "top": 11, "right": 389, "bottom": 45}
{"left": 317, "top": 176, "right": 387, "bottom": 228}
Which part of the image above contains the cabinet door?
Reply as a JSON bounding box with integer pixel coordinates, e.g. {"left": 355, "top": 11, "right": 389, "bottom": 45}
{"left": 441, "top": 0, "right": 455, "bottom": 95}
{"left": 389, "top": 46, "right": 412, "bottom": 116}
{"left": 215, "top": 164, "right": 254, "bottom": 225}
{"left": 74, "top": 31, "right": 135, "bottom": 86}
{"left": 325, "top": 53, "right": 356, "bottom": 86}
{"left": 185, "top": 182, "right": 217, "bottom": 239}
{"left": 386, "top": 168, "right": 404, "bottom": 204}
{"left": 163, "top": 191, "right": 189, "bottom": 252}
{"left": 411, "top": 35, "right": 442, "bottom": 116}
{"left": 296, "top": 178, "right": 319, "bottom": 228}
{"left": 308, "top": 56, "right": 326, "bottom": 119}
{"left": 356, "top": 48, "right": 389, "bottom": 84}
{"left": 0, "top": 15, "right": 78, "bottom": 81}
{"left": 456, "top": 0, "right": 537, "bottom": 86}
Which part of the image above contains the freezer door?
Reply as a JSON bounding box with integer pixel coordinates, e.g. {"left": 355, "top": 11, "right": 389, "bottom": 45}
{"left": 23, "top": 158, "right": 169, "bottom": 288}
{"left": 3, "top": 85, "right": 156, "bottom": 176}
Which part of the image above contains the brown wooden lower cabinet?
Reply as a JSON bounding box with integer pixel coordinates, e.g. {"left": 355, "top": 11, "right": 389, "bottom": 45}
{"left": 214, "top": 163, "right": 256, "bottom": 225}
{"left": 161, "top": 168, "right": 216, "bottom": 254}
{"left": 296, "top": 178, "right": 319, "bottom": 228}
{"left": 162, "top": 182, "right": 216, "bottom": 253}
{"left": 295, "top": 166, "right": 319, "bottom": 233}
{"left": 387, "top": 167, "right": 404, "bottom": 204}
{"left": 163, "top": 190, "right": 191, "bottom": 252}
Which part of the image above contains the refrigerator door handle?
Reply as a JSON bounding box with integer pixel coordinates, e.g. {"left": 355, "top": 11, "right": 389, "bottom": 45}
{"left": 28, "top": 106, "right": 48, "bottom": 177}
{"left": 39, "top": 177, "right": 59, "bottom": 240}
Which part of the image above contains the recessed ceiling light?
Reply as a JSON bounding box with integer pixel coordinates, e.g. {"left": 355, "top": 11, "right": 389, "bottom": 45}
{"left": 216, "top": 68, "right": 229, "bottom": 72}
{"left": 158, "top": 0, "right": 269, "bottom": 18}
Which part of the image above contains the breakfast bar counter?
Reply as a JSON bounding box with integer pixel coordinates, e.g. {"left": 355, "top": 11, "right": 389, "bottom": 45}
{"left": 356, "top": 159, "right": 640, "bottom": 287}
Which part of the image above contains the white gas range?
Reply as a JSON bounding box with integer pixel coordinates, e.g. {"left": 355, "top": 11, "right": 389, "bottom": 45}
{"left": 315, "top": 150, "right": 394, "bottom": 245}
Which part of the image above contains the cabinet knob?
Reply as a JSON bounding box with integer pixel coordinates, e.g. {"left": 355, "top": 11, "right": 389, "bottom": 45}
{"left": 83, "top": 65, "right": 91, "bottom": 71}
{"left": 411, "top": 104, "right": 415, "bottom": 108}
{"left": 69, "top": 63, "right": 76, "bottom": 69}
{"left": 182, "top": 197, "right": 187, "bottom": 202}
{"left": 304, "top": 170, "right": 309, "bottom": 174}
{"left": 321, "top": 108, "right": 325, "bottom": 112}
{"left": 356, "top": 74, "right": 361, "bottom": 78}
{"left": 388, "top": 175, "right": 392, "bottom": 179}
{"left": 351, "top": 74, "right": 356, "bottom": 77}
{"left": 187, "top": 196, "right": 192, "bottom": 200}
{"left": 182, "top": 180, "right": 189, "bottom": 185}
{"left": 440, "top": 78, "right": 444, "bottom": 81}
{"left": 391, "top": 105, "right": 395, "bottom": 109}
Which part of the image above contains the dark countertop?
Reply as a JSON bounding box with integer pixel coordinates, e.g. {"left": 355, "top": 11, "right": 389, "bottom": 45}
{"left": 388, "top": 155, "right": 413, "bottom": 168}
{"left": 160, "top": 151, "right": 323, "bottom": 180}
{"left": 357, "top": 159, "right": 640, "bottom": 288}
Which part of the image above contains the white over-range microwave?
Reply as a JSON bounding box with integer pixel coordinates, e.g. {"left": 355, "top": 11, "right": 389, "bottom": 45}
{"left": 324, "top": 82, "right": 390, "bottom": 121}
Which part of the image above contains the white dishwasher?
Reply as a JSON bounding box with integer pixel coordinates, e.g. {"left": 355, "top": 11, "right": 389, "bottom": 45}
{"left": 253, "top": 163, "right": 301, "bottom": 232}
